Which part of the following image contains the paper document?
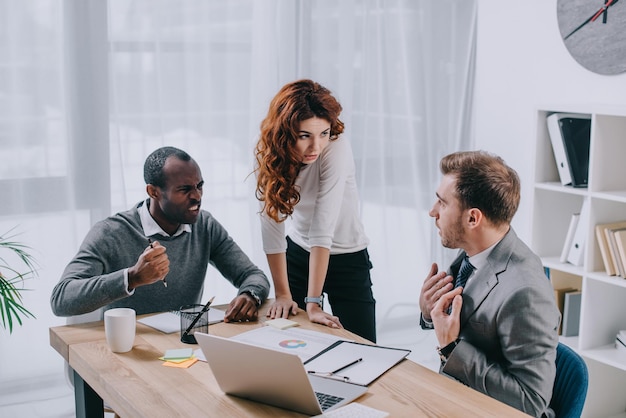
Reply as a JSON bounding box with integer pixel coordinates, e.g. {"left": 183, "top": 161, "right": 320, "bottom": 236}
{"left": 194, "top": 348, "right": 206, "bottom": 362}
{"left": 138, "top": 309, "right": 225, "bottom": 334}
{"left": 304, "top": 340, "right": 410, "bottom": 386}
{"left": 231, "top": 326, "right": 347, "bottom": 361}
{"left": 312, "top": 403, "right": 389, "bottom": 418}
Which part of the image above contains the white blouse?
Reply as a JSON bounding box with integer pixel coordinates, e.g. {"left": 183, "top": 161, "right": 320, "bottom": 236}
{"left": 260, "top": 137, "right": 369, "bottom": 255}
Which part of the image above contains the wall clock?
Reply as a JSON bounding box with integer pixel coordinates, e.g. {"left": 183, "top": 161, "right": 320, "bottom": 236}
{"left": 557, "top": 0, "right": 626, "bottom": 75}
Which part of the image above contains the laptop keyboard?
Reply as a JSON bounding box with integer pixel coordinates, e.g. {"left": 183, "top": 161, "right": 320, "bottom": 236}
{"left": 315, "top": 391, "right": 345, "bottom": 411}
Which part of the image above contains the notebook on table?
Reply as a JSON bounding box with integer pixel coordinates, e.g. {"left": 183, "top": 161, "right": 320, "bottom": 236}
{"left": 195, "top": 333, "right": 367, "bottom": 415}
{"left": 137, "top": 309, "right": 225, "bottom": 333}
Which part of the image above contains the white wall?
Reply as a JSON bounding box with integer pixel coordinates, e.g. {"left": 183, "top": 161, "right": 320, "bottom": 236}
{"left": 474, "top": 0, "right": 626, "bottom": 242}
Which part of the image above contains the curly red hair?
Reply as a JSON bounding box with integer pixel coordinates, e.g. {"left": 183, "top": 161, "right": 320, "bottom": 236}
{"left": 255, "top": 79, "right": 344, "bottom": 222}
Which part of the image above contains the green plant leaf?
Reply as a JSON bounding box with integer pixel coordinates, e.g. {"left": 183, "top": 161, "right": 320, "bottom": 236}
{"left": 0, "top": 227, "right": 38, "bottom": 333}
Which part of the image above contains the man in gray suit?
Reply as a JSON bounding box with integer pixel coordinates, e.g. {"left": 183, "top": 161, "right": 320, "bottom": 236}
{"left": 419, "top": 151, "right": 560, "bottom": 418}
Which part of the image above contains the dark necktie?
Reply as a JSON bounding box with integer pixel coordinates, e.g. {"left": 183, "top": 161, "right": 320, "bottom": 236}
{"left": 455, "top": 256, "right": 475, "bottom": 289}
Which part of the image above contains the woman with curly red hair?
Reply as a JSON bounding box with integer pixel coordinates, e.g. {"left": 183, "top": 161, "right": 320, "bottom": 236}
{"left": 255, "top": 79, "right": 376, "bottom": 342}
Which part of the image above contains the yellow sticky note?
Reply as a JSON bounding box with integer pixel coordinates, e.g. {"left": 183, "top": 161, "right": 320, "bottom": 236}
{"left": 163, "top": 357, "right": 198, "bottom": 368}
{"left": 163, "top": 348, "right": 193, "bottom": 360}
{"left": 265, "top": 318, "right": 300, "bottom": 330}
{"left": 159, "top": 355, "right": 195, "bottom": 364}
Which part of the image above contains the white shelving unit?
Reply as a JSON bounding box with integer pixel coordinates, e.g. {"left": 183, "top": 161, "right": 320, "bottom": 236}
{"left": 532, "top": 106, "right": 626, "bottom": 418}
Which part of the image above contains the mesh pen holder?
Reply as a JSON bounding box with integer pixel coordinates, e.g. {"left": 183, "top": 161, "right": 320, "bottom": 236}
{"left": 179, "top": 304, "right": 209, "bottom": 344}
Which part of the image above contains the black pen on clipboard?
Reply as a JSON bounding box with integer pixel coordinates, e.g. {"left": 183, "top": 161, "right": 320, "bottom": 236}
{"left": 148, "top": 238, "right": 166, "bottom": 287}
{"left": 307, "top": 357, "right": 363, "bottom": 380}
{"left": 331, "top": 357, "right": 363, "bottom": 374}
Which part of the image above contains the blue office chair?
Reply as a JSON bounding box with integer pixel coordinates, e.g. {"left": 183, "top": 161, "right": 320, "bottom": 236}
{"left": 549, "top": 343, "right": 589, "bottom": 418}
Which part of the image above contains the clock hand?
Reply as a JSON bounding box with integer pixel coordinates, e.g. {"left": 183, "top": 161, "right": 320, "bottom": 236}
{"left": 564, "top": 15, "right": 595, "bottom": 41}
{"left": 564, "top": 0, "right": 619, "bottom": 41}
{"left": 590, "top": 0, "right": 616, "bottom": 23}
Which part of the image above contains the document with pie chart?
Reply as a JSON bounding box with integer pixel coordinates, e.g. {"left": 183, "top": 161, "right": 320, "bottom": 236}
{"left": 231, "top": 326, "right": 347, "bottom": 361}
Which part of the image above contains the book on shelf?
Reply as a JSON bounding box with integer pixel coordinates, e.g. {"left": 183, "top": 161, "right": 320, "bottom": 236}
{"left": 605, "top": 227, "right": 626, "bottom": 278}
{"left": 562, "top": 291, "right": 582, "bottom": 337}
{"left": 566, "top": 199, "right": 589, "bottom": 267}
{"left": 546, "top": 113, "right": 591, "bottom": 188}
{"left": 595, "top": 220, "right": 626, "bottom": 276}
{"left": 553, "top": 287, "right": 577, "bottom": 335}
{"left": 560, "top": 213, "right": 580, "bottom": 263}
{"left": 613, "top": 230, "right": 626, "bottom": 279}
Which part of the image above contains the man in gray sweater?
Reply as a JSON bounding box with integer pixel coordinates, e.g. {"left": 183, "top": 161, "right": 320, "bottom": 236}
{"left": 51, "top": 146, "right": 269, "bottom": 322}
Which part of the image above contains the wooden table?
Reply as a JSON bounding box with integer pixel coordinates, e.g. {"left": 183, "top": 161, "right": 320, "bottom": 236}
{"left": 49, "top": 303, "right": 529, "bottom": 417}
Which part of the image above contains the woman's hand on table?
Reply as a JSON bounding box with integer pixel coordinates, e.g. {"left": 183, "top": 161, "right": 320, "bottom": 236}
{"left": 266, "top": 297, "right": 299, "bottom": 319}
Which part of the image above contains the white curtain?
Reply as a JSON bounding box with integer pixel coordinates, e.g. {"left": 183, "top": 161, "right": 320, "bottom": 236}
{"left": 0, "top": 0, "right": 475, "bottom": 411}
{"left": 0, "top": 0, "right": 99, "bottom": 404}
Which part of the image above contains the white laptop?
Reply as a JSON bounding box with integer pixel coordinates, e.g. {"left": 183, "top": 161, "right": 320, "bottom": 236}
{"left": 195, "top": 332, "right": 368, "bottom": 415}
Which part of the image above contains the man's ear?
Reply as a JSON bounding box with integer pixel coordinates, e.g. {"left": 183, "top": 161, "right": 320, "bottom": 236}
{"left": 146, "top": 184, "right": 159, "bottom": 200}
{"left": 467, "top": 208, "right": 483, "bottom": 227}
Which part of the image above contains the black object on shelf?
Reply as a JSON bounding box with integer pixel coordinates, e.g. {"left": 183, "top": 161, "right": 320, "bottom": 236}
{"left": 559, "top": 115, "right": 591, "bottom": 188}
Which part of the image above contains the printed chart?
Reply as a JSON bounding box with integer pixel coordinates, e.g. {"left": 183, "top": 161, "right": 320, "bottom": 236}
{"left": 232, "top": 326, "right": 348, "bottom": 361}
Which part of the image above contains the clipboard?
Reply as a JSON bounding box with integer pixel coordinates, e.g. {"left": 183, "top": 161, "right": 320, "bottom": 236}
{"left": 303, "top": 340, "right": 410, "bottom": 386}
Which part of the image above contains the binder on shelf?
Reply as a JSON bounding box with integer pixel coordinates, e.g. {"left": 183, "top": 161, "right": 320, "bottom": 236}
{"left": 595, "top": 220, "right": 626, "bottom": 276}
{"left": 562, "top": 291, "right": 582, "bottom": 337}
{"left": 547, "top": 113, "right": 572, "bottom": 186}
{"left": 566, "top": 199, "right": 589, "bottom": 267}
{"left": 560, "top": 213, "right": 580, "bottom": 263}
{"left": 546, "top": 113, "right": 591, "bottom": 188}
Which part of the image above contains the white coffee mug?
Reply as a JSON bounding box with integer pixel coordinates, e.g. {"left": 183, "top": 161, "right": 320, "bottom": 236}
{"left": 104, "top": 308, "right": 136, "bottom": 353}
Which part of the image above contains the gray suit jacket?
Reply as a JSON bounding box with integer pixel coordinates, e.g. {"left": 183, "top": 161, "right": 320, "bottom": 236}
{"left": 440, "top": 229, "right": 560, "bottom": 418}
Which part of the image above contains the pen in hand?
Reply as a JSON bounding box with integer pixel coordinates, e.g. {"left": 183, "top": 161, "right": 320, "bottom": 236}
{"left": 148, "top": 238, "right": 166, "bottom": 287}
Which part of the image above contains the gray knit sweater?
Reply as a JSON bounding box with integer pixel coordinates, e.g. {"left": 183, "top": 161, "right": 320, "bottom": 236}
{"left": 50, "top": 201, "right": 269, "bottom": 316}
